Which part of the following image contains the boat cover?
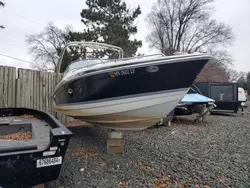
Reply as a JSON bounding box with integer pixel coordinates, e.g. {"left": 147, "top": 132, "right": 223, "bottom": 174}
{"left": 181, "top": 93, "right": 215, "bottom": 104}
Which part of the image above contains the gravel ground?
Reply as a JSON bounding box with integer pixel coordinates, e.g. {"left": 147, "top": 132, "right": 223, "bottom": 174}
{"left": 47, "top": 109, "right": 250, "bottom": 188}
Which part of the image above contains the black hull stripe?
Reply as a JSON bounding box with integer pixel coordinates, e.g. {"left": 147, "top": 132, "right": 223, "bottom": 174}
{"left": 55, "top": 88, "right": 188, "bottom": 107}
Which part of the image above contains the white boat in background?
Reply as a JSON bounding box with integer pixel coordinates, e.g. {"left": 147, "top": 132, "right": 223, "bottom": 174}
{"left": 53, "top": 42, "right": 213, "bottom": 131}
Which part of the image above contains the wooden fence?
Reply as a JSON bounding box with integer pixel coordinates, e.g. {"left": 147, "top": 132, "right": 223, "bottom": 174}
{"left": 0, "top": 66, "right": 72, "bottom": 123}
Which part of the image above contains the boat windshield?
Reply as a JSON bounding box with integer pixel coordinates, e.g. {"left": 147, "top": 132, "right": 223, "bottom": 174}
{"left": 64, "top": 59, "right": 103, "bottom": 74}
{"left": 57, "top": 42, "right": 124, "bottom": 73}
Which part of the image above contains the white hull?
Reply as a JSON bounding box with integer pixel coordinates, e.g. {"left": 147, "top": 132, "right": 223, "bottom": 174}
{"left": 53, "top": 88, "right": 189, "bottom": 130}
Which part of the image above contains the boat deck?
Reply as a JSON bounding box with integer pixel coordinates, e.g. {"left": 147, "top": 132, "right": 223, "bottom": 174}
{"left": 0, "top": 116, "right": 51, "bottom": 152}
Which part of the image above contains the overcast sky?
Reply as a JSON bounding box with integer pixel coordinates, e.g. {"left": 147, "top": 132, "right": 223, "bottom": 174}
{"left": 0, "top": 0, "right": 249, "bottom": 72}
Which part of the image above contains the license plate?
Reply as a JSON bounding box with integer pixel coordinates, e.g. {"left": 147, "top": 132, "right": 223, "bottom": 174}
{"left": 37, "top": 156, "right": 62, "bottom": 168}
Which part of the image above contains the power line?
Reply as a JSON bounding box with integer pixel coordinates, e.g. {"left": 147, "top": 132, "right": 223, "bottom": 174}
{"left": 0, "top": 53, "right": 33, "bottom": 64}
{"left": 0, "top": 32, "right": 26, "bottom": 44}
{"left": 3, "top": 23, "right": 36, "bottom": 35}
{"left": 3, "top": 10, "right": 43, "bottom": 27}
{"left": 2, "top": 42, "right": 27, "bottom": 50}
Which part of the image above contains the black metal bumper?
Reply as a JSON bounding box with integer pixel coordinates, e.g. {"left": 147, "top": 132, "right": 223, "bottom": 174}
{"left": 0, "top": 108, "right": 73, "bottom": 188}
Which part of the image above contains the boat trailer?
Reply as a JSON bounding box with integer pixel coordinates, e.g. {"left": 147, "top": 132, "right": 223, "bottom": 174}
{"left": 0, "top": 108, "right": 73, "bottom": 188}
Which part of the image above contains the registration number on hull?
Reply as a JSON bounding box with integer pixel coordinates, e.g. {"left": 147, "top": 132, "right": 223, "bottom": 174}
{"left": 109, "top": 68, "right": 135, "bottom": 78}
{"left": 37, "top": 156, "right": 62, "bottom": 168}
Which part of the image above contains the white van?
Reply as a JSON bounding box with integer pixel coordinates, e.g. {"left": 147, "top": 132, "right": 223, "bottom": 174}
{"left": 238, "top": 87, "right": 247, "bottom": 107}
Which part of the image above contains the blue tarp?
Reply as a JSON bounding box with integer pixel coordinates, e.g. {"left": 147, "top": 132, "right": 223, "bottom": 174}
{"left": 181, "top": 93, "right": 215, "bottom": 104}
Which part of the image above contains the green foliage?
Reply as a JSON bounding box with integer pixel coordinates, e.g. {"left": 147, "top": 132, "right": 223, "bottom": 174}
{"left": 68, "top": 0, "right": 142, "bottom": 57}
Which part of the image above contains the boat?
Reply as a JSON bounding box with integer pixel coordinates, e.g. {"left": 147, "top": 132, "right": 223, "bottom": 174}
{"left": 52, "top": 42, "right": 213, "bottom": 131}
{"left": 174, "top": 93, "right": 216, "bottom": 122}
{"left": 0, "top": 107, "right": 73, "bottom": 187}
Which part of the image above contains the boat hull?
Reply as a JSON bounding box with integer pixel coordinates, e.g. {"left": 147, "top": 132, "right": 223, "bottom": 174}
{"left": 53, "top": 88, "right": 188, "bottom": 130}
{"left": 53, "top": 56, "right": 210, "bottom": 130}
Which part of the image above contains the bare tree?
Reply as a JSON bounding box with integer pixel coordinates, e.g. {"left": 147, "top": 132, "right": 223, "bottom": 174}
{"left": 195, "top": 49, "right": 234, "bottom": 82}
{"left": 208, "top": 49, "right": 233, "bottom": 66}
{"left": 146, "top": 0, "right": 234, "bottom": 55}
{"left": 25, "top": 22, "right": 71, "bottom": 71}
{"left": 226, "top": 69, "right": 245, "bottom": 83}
{"left": 195, "top": 62, "right": 230, "bottom": 82}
